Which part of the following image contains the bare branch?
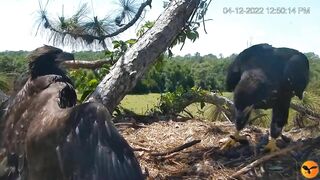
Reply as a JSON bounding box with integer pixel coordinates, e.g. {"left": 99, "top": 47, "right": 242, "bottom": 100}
{"left": 230, "top": 136, "right": 320, "bottom": 179}
{"left": 132, "top": 147, "right": 152, "bottom": 152}
{"left": 161, "top": 91, "right": 320, "bottom": 123}
{"left": 159, "top": 91, "right": 235, "bottom": 120}
{"left": 151, "top": 140, "right": 201, "bottom": 156}
{"left": 61, "top": 59, "right": 113, "bottom": 69}
{"left": 114, "top": 122, "right": 147, "bottom": 128}
{"left": 290, "top": 102, "right": 320, "bottom": 120}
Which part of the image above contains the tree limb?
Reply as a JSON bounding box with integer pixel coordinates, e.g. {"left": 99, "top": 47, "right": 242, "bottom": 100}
{"left": 290, "top": 102, "right": 320, "bottom": 120}
{"left": 86, "top": 0, "right": 201, "bottom": 113}
{"left": 40, "top": 0, "right": 152, "bottom": 46}
{"left": 105, "top": 0, "right": 152, "bottom": 38}
{"left": 160, "top": 91, "right": 320, "bottom": 123}
{"left": 61, "top": 59, "right": 113, "bottom": 69}
{"left": 160, "top": 91, "right": 235, "bottom": 120}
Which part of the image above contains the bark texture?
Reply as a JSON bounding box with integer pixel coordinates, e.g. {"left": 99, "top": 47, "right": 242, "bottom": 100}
{"left": 87, "top": 0, "right": 201, "bottom": 113}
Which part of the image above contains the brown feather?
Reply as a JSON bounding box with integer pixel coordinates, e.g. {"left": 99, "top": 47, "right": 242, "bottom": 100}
{"left": 0, "top": 45, "right": 143, "bottom": 180}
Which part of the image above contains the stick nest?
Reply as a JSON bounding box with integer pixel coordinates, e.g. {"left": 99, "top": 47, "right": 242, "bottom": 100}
{"left": 118, "top": 119, "right": 320, "bottom": 179}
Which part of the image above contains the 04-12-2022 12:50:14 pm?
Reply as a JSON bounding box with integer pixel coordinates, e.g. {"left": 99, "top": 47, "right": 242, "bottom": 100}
{"left": 222, "top": 6, "right": 311, "bottom": 15}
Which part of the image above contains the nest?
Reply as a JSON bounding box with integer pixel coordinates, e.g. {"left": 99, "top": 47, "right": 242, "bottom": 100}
{"left": 118, "top": 119, "right": 320, "bottom": 179}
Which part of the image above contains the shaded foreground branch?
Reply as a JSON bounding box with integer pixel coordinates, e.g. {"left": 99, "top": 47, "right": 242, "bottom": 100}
{"left": 230, "top": 136, "right": 320, "bottom": 179}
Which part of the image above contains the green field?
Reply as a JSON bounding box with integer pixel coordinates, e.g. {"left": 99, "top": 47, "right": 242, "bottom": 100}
{"left": 120, "top": 93, "right": 162, "bottom": 115}
{"left": 120, "top": 92, "right": 233, "bottom": 120}
{"left": 119, "top": 93, "right": 315, "bottom": 130}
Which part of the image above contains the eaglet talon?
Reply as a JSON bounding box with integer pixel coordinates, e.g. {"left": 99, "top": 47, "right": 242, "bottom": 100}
{"left": 220, "top": 131, "right": 248, "bottom": 150}
{"left": 264, "top": 138, "right": 280, "bottom": 153}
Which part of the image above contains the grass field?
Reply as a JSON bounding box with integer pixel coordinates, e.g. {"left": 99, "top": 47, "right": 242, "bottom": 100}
{"left": 119, "top": 93, "right": 313, "bottom": 130}
{"left": 120, "top": 92, "right": 232, "bottom": 120}
{"left": 119, "top": 93, "right": 216, "bottom": 119}
{"left": 120, "top": 93, "right": 161, "bottom": 115}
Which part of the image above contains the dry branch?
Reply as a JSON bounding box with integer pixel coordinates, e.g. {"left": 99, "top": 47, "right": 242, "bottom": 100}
{"left": 164, "top": 91, "right": 320, "bottom": 123}
{"left": 151, "top": 139, "right": 201, "bottom": 156}
{"left": 290, "top": 102, "right": 320, "bottom": 120}
{"left": 160, "top": 91, "right": 235, "bottom": 120}
{"left": 184, "top": 92, "right": 234, "bottom": 113}
{"left": 62, "top": 59, "right": 113, "bottom": 69}
{"left": 230, "top": 136, "right": 320, "bottom": 179}
{"left": 133, "top": 147, "right": 152, "bottom": 152}
{"left": 114, "top": 122, "right": 147, "bottom": 128}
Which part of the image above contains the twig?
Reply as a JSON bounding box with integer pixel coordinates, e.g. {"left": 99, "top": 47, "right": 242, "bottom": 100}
{"left": 151, "top": 140, "right": 201, "bottom": 156}
{"left": 157, "top": 152, "right": 180, "bottom": 160}
{"left": 114, "top": 122, "right": 147, "bottom": 128}
{"left": 222, "top": 111, "right": 232, "bottom": 123}
{"left": 230, "top": 136, "right": 320, "bottom": 179}
{"left": 133, "top": 147, "right": 152, "bottom": 152}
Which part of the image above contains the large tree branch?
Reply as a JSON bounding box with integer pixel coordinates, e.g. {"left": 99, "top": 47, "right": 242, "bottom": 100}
{"left": 87, "top": 0, "right": 201, "bottom": 113}
{"left": 290, "top": 102, "right": 320, "bottom": 119}
{"left": 159, "top": 91, "right": 235, "bottom": 119}
{"left": 62, "top": 59, "right": 113, "bottom": 69}
{"left": 157, "top": 91, "right": 320, "bottom": 123}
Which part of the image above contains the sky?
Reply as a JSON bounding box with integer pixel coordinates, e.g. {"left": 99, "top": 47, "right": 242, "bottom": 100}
{"left": 0, "top": 0, "right": 319, "bottom": 56}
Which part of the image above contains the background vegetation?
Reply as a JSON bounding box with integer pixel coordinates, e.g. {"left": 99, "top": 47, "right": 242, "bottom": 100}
{"left": 1, "top": 50, "right": 319, "bottom": 94}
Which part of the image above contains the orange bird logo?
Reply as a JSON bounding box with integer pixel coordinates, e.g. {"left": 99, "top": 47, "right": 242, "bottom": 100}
{"left": 301, "top": 161, "right": 319, "bottom": 179}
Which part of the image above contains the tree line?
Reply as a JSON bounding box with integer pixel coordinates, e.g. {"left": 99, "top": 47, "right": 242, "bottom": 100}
{"left": 0, "top": 51, "right": 319, "bottom": 96}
